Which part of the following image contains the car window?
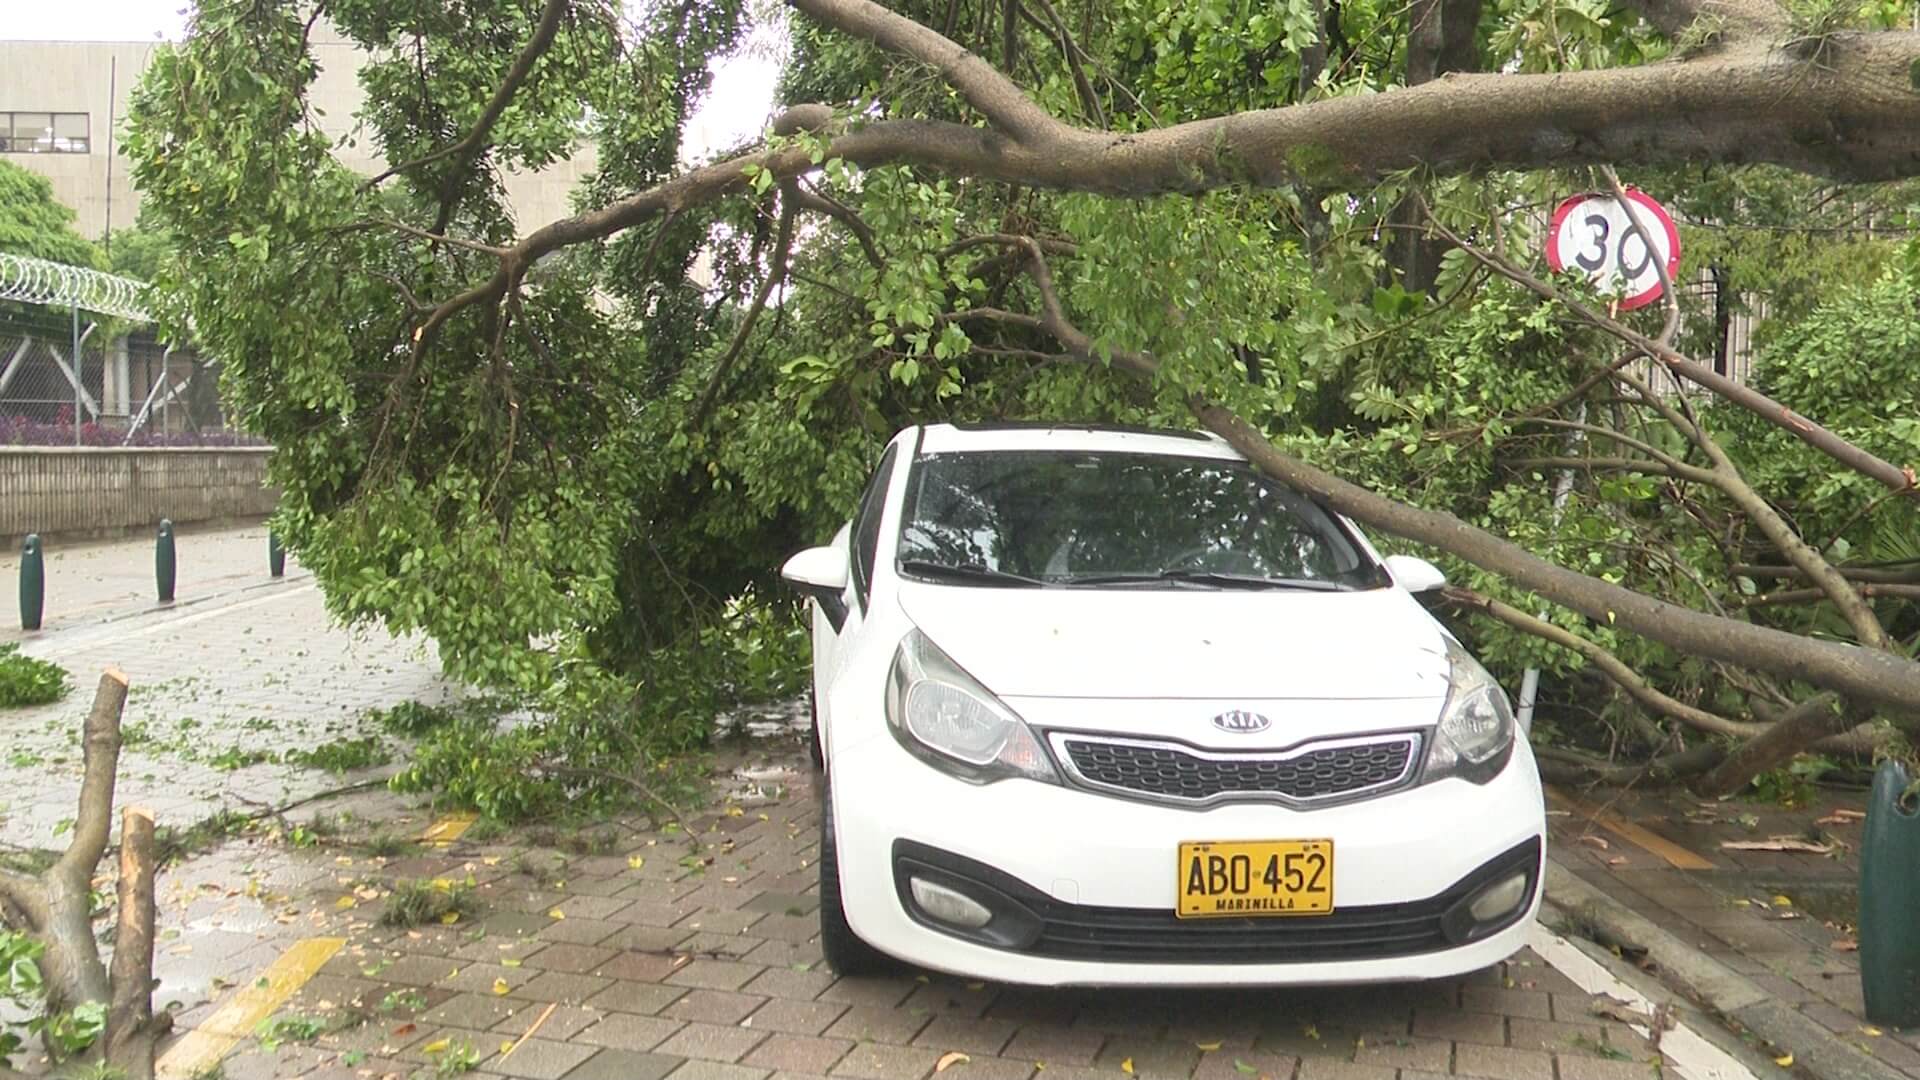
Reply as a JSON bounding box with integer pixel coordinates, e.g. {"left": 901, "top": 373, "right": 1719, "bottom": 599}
{"left": 895, "top": 450, "right": 1377, "bottom": 587}
{"left": 850, "top": 444, "right": 900, "bottom": 608}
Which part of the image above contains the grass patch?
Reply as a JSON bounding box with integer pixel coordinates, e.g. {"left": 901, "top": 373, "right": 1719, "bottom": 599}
{"left": 380, "top": 879, "right": 482, "bottom": 928}
{"left": 285, "top": 736, "right": 391, "bottom": 774}
{"left": 0, "top": 645, "right": 69, "bottom": 708}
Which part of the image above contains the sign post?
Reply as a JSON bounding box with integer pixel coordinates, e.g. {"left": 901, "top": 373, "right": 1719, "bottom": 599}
{"left": 1514, "top": 188, "right": 1684, "bottom": 732}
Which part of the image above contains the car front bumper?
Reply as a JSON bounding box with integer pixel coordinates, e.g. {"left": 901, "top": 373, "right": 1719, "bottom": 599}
{"left": 830, "top": 730, "right": 1546, "bottom": 986}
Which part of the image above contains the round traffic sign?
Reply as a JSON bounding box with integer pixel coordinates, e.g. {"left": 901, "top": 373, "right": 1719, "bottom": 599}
{"left": 1545, "top": 189, "right": 1682, "bottom": 312}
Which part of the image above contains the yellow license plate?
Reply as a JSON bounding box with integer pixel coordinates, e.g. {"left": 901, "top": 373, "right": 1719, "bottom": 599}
{"left": 1176, "top": 839, "right": 1334, "bottom": 918}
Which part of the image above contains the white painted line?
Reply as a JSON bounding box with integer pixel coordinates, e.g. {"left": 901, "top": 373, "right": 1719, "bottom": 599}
{"left": 23, "top": 583, "right": 318, "bottom": 660}
{"left": 1529, "top": 922, "right": 1759, "bottom": 1080}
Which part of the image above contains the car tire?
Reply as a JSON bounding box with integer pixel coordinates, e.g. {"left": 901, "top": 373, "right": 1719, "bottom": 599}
{"left": 817, "top": 774, "right": 897, "bottom": 976}
{"left": 808, "top": 690, "right": 824, "bottom": 771}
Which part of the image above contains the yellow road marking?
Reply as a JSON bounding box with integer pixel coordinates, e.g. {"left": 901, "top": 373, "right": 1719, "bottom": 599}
{"left": 420, "top": 811, "right": 478, "bottom": 847}
{"left": 156, "top": 936, "right": 344, "bottom": 1079}
{"left": 1548, "top": 787, "right": 1715, "bottom": 870}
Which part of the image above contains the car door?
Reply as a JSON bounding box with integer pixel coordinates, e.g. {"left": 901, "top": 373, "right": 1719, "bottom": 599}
{"left": 813, "top": 442, "right": 901, "bottom": 735}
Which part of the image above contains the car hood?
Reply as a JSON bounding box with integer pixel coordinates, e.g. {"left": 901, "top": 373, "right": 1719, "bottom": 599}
{"left": 896, "top": 582, "right": 1452, "bottom": 702}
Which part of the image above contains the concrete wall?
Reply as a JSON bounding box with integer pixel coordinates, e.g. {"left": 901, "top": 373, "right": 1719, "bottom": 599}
{"left": 0, "top": 29, "right": 596, "bottom": 240}
{"left": 0, "top": 447, "right": 275, "bottom": 543}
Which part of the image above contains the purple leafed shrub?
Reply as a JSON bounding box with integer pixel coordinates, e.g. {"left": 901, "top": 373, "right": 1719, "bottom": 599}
{"left": 0, "top": 415, "right": 268, "bottom": 448}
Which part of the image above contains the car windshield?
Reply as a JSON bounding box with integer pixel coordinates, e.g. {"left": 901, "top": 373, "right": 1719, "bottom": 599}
{"left": 895, "top": 450, "right": 1381, "bottom": 588}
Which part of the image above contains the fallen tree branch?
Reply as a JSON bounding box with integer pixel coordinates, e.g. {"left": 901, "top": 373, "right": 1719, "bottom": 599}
{"left": 1744, "top": 583, "right": 1920, "bottom": 607}
{"left": 1441, "top": 585, "right": 1758, "bottom": 740}
{"left": 1426, "top": 210, "right": 1920, "bottom": 498}
{"left": 1193, "top": 402, "right": 1920, "bottom": 713}
{"left": 1733, "top": 563, "right": 1920, "bottom": 584}
{"left": 543, "top": 764, "right": 703, "bottom": 847}
{"left": 105, "top": 807, "right": 165, "bottom": 1080}
{"left": 1694, "top": 694, "right": 1853, "bottom": 797}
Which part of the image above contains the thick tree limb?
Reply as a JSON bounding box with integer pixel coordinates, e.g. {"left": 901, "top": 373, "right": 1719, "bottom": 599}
{"left": 105, "top": 807, "right": 163, "bottom": 1080}
{"left": 420, "top": 0, "right": 1920, "bottom": 335}
{"left": 35, "top": 670, "right": 131, "bottom": 1011}
{"left": 1442, "top": 585, "right": 1762, "bottom": 740}
{"left": 1193, "top": 403, "right": 1920, "bottom": 713}
{"left": 360, "top": 0, "right": 572, "bottom": 191}
{"left": 1694, "top": 694, "right": 1854, "bottom": 796}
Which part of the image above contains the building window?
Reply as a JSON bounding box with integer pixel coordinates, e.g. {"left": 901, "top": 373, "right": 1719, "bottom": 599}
{"left": 1, "top": 112, "right": 90, "bottom": 153}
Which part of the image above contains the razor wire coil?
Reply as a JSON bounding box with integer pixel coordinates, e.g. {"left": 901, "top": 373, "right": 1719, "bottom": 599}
{"left": 0, "top": 252, "right": 153, "bottom": 322}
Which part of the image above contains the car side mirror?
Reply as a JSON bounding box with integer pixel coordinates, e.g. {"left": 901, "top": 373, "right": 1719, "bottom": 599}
{"left": 1383, "top": 554, "right": 1447, "bottom": 593}
{"left": 782, "top": 546, "right": 851, "bottom": 631}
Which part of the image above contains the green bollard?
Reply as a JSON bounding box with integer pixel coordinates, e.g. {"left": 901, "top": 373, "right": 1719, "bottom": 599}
{"left": 1861, "top": 759, "right": 1920, "bottom": 1029}
{"left": 268, "top": 531, "right": 285, "bottom": 578}
{"left": 18, "top": 534, "right": 43, "bottom": 631}
{"left": 155, "top": 519, "right": 176, "bottom": 603}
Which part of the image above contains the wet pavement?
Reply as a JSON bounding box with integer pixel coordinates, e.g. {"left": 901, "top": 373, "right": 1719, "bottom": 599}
{"left": 2, "top": 525, "right": 459, "bottom": 851}
{"left": 1548, "top": 783, "right": 1920, "bottom": 1076}
{"left": 111, "top": 746, "right": 1726, "bottom": 1080}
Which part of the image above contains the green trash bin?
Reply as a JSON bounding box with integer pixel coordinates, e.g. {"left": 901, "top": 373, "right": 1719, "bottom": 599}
{"left": 1862, "top": 760, "right": 1920, "bottom": 1029}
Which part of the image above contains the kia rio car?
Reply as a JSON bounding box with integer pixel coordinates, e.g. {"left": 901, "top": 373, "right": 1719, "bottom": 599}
{"left": 781, "top": 422, "right": 1545, "bottom": 986}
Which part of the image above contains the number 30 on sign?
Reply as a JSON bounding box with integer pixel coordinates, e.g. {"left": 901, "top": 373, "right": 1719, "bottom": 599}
{"left": 1544, "top": 189, "right": 1682, "bottom": 312}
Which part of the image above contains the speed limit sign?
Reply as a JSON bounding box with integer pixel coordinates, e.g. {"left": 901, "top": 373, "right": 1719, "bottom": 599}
{"left": 1545, "top": 189, "right": 1682, "bottom": 311}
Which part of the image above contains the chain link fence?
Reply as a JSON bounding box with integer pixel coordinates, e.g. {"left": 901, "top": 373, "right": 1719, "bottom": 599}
{"left": 0, "top": 253, "right": 256, "bottom": 446}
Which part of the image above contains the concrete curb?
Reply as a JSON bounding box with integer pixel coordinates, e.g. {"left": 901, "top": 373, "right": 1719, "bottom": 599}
{"left": 1544, "top": 860, "right": 1890, "bottom": 1080}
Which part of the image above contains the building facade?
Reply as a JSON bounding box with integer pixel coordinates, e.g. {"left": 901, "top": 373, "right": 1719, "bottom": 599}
{"left": 0, "top": 27, "right": 597, "bottom": 243}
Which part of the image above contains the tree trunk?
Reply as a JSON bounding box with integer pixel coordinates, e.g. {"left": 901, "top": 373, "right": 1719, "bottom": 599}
{"left": 105, "top": 807, "right": 163, "bottom": 1080}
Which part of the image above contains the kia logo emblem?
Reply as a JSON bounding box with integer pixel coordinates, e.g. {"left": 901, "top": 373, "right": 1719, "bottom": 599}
{"left": 1211, "top": 710, "right": 1271, "bottom": 734}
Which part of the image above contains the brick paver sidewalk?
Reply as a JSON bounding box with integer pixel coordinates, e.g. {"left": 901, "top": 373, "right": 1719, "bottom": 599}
{"left": 1550, "top": 786, "right": 1920, "bottom": 1076}
{"left": 154, "top": 753, "right": 1701, "bottom": 1080}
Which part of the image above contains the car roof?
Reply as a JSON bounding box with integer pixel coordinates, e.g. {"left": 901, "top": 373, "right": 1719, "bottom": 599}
{"left": 914, "top": 421, "right": 1242, "bottom": 460}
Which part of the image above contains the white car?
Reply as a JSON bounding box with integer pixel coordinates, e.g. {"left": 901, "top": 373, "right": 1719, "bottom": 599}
{"left": 781, "top": 422, "right": 1545, "bottom": 986}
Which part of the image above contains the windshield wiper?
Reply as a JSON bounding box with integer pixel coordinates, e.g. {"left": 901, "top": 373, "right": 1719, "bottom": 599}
{"left": 1061, "top": 570, "right": 1352, "bottom": 591}
{"left": 898, "top": 560, "right": 1049, "bottom": 588}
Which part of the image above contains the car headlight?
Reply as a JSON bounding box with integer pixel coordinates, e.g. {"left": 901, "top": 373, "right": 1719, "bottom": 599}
{"left": 885, "top": 630, "right": 1060, "bottom": 785}
{"left": 1423, "top": 637, "right": 1516, "bottom": 785}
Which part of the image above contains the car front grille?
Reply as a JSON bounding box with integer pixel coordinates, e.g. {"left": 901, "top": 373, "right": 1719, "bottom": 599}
{"left": 1052, "top": 732, "right": 1420, "bottom": 807}
{"left": 892, "top": 837, "right": 1543, "bottom": 964}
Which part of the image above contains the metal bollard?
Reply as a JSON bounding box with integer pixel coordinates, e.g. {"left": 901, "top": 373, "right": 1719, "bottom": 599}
{"left": 155, "top": 519, "right": 176, "bottom": 603}
{"left": 18, "top": 534, "right": 43, "bottom": 631}
{"left": 269, "top": 531, "right": 285, "bottom": 578}
{"left": 1861, "top": 760, "right": 1920, "bottom": 1028}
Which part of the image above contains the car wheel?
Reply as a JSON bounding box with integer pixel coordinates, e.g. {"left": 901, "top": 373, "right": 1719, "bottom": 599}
{"left": 817, "top": 774, "right": 896, "bottom": 976}
{"left": 808, "top": 690, "right": 824, "bottom": 771}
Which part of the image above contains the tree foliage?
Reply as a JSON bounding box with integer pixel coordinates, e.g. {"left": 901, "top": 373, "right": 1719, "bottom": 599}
{"left": 0, "top": 160, "right": 101, "bottom": 267}
{"left": 120, "top": 0, "right": 1920, "bottom": 802}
